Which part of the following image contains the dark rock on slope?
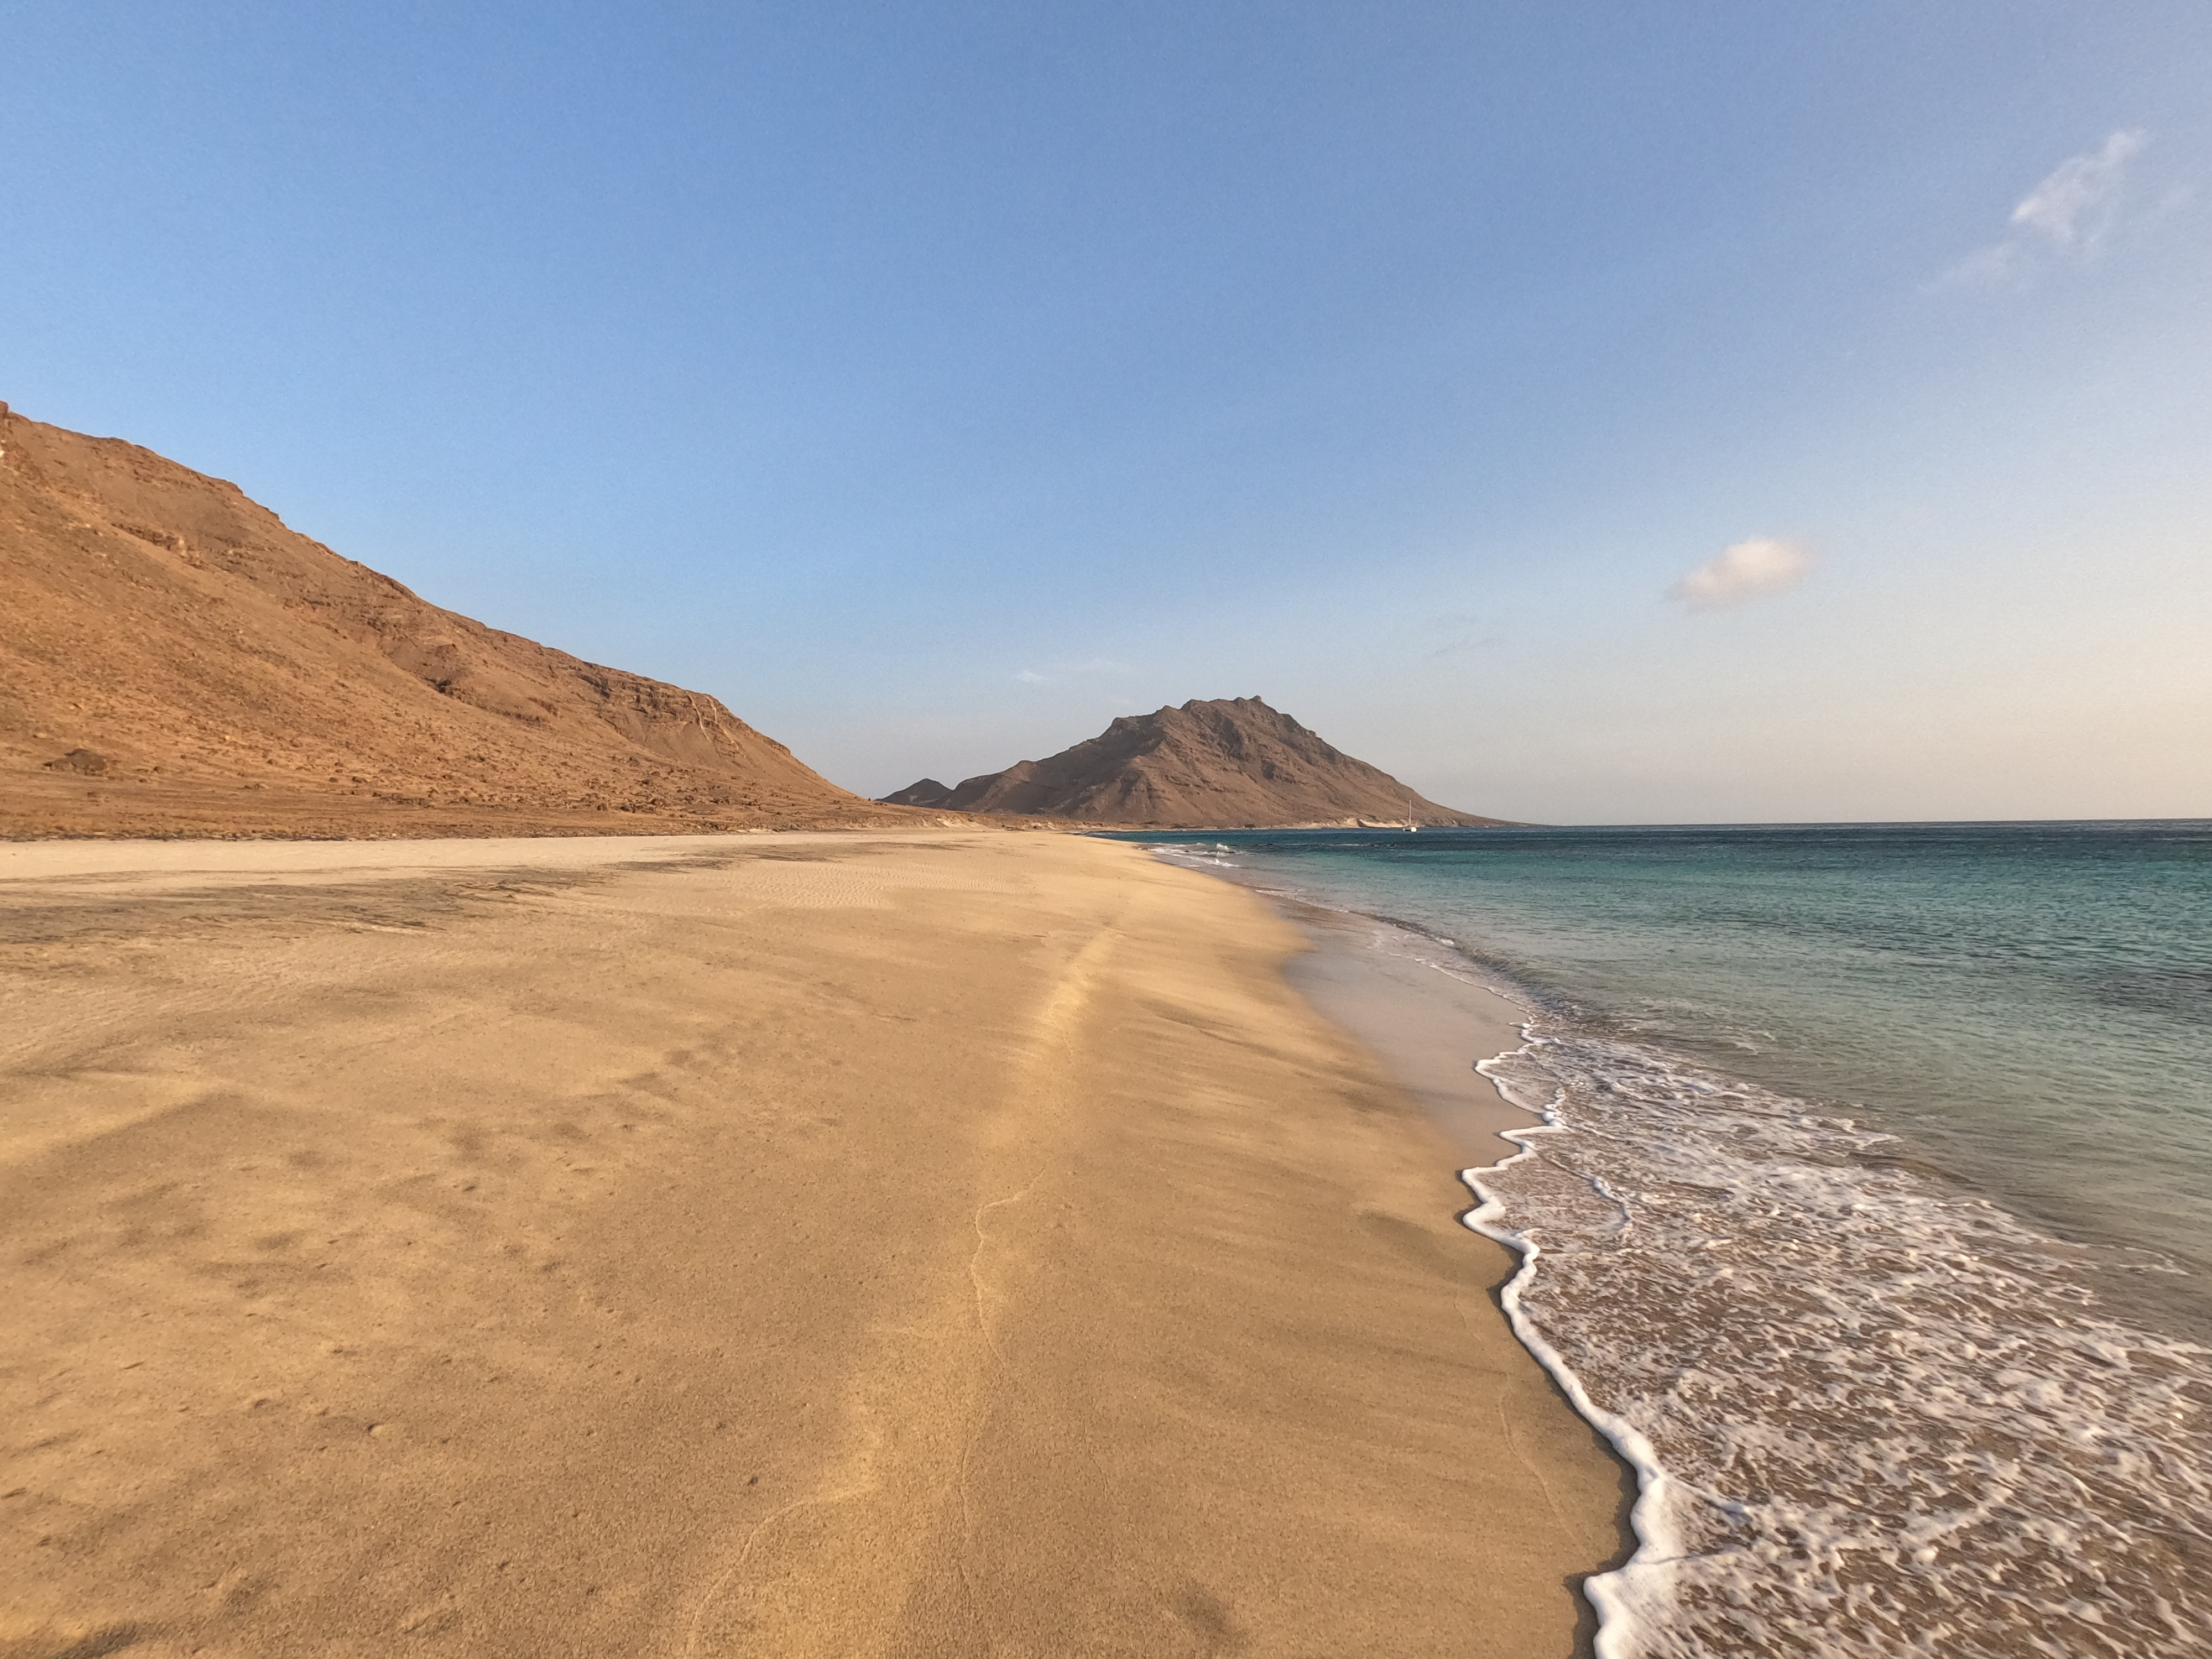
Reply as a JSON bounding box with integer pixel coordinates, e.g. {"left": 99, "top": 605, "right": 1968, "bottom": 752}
{"left": 885, "top": 697, "right": 1507, "bottom": 828}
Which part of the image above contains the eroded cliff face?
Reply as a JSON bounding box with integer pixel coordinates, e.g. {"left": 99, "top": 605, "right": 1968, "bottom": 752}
{"left": 888, "top": 696, "right": 1508, "bottom": 827}
{"left": 0, "top": 404, "right": 912, "bottom": 836}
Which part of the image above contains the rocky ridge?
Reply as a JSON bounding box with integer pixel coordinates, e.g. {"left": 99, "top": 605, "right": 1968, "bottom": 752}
{"left": 885, "top": 697, "right": 1507, "bottom": 828}
{"left": 1, "top": 403, "right": 950, "bottom": 838}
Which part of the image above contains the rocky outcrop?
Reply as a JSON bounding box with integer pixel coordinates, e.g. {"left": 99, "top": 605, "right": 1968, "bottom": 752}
{"left": 894, "top": 697, "right": 1507, "bottom": 828}
{"left": 881, "top": 778, "right": 956, "bottom": 808}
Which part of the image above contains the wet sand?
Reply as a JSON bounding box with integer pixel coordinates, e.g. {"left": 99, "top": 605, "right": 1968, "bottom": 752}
{"left": 1277, "top": 900, "right": 1540, "bottom": 1163}
{"left": 2, "top": 830, "right": 1625, "bottom": 1657}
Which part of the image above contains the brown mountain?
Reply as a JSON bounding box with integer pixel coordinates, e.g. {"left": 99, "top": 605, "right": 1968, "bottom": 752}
{"left": 1, "top": 402, "right": 931, "bottom": 838}
{"left": 884, "top": 697, "right": 1509, "bottom": 827}
{"left": 879, "top": 778, "right": 956, "bottom": 807}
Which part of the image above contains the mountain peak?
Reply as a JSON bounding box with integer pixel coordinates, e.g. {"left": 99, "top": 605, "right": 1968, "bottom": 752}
{"left": 883, "top": 698, "right": 1507, "bottom": 827}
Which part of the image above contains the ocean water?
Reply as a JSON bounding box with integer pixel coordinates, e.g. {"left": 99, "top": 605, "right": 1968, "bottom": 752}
{"left": 1111, "top": 822, "right": 2212, "bottom": 1659}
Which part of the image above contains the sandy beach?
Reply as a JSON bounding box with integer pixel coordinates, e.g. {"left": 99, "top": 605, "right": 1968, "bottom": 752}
{"left": 2, "top": 829, "right": 1626, "bottom": 1658}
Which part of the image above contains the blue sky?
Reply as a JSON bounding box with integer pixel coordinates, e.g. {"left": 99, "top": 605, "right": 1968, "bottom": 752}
{"left": 6, "top": 2, "right": 2208, "bottom": 821}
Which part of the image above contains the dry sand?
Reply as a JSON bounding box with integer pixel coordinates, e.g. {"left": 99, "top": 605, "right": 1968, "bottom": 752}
{"left": 2, "top": 830, "right": 1626, "bottom": 1658}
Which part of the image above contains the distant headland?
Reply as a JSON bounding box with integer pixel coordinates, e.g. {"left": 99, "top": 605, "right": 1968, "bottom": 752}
{"left": 882, "top": 695, "right": 1509, "bottom": 829}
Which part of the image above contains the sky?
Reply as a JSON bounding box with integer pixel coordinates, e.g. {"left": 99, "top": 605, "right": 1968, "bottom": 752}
{"left": 4, "top": 1, "right": 2208, "bottom": 823}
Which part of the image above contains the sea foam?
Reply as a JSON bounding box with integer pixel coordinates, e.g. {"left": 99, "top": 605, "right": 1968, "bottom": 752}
{"left": 1133, "top": 828, "right": 2212, "bottom": 1653}
{"left": 1466, "top": 1030, "right": 2212, "bottom": 1658}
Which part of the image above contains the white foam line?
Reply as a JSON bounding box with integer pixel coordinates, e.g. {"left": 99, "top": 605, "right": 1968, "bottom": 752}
{"left": 1146, "top": 837, "right": 1682, "bottom": 1646}
{"left": 1462, "top": 1032, "right": 1684, "bottom": 1659}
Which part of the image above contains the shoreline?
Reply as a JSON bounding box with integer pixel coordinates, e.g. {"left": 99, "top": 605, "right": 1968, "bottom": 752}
{"left": 1137, "top": 831, "right": 2212, "bottom": 1655}
{"left": 2, "top": 829, "right": 1627, "bottom": 1656}
{"left": 1454, "top": 1076, "right": 1671, "bottom": 1658}
{"left": 1142, "top": 857, "right": 1647, "bottom": 1640}
{"left": 1272, "top": 895, "right": 1542, "bottom": 1163}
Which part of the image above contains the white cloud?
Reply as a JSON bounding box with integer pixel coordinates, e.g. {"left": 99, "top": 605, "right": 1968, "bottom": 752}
{"left": 2011, "top": 129, "right": 2145, "bottom": 247}
{"left": 1940, "top": 241, "right": 2025, "bottom": 288}
{"left": 1011, "top": 656, "right": 1132, "bottom": 686}
{"left": 1668, "top": 537, "right": 1814, "bottom": 611}
{"left": 1939, "top": 129, "right": 2147, "bottom": 288}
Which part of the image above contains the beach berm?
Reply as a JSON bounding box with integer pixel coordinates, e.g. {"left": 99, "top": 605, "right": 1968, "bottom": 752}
{"left": 2, "top": 830, "right": 1623, "bottom": 1657}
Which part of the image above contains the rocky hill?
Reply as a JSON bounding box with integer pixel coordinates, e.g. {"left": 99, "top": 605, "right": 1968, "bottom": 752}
{"left": 1, "top": 402, "right": 930, "bottom": 838}
{"left": 884, "top": 697, "right": 1507, "bottom": 828}
{"left": 880, "top": 778, "right": 956, "bottom": 807}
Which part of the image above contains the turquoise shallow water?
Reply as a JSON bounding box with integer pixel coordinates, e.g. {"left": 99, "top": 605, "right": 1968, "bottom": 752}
{"left": 1114, "top": 821, "right": 2212, "bottom": 1658}
{"left": 1117, "top": 820, "right": 2212, "bottom": 1281}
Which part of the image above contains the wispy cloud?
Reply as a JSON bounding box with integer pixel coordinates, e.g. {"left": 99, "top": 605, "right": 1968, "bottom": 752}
{"left": 1011, "top": 656, "right": 1134, "bottom": 686}
{"left": 1422, "top": 610, "right": 1496, "bottom": 659}
{"left": 1668, "top": 537, "right": 1814, "bottom": 612}
{"left": 1939, "top": 129, "right": 2147, "bottom": 288}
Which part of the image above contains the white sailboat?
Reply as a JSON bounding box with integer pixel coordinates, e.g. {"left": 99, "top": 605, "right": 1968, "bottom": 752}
{"left": 1406, "top": 796, "right": 1418, "bottom": 833}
